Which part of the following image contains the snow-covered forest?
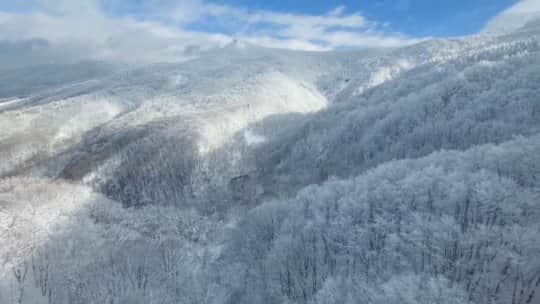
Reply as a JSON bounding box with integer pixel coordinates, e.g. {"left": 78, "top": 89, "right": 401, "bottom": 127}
{"left": 1, "top": 10, "right": 540, "bottom": 304}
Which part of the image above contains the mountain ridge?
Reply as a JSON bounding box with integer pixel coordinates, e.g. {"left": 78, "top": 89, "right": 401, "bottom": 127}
{"left": 1, "top": 20, "right": 540, "bottom": 304}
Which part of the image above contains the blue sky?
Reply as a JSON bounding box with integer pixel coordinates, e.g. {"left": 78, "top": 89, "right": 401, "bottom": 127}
{"left": 205, "top": 0, "right": 517, "bottom": 37}
{"left": 0, "top": 0, "right": 520, "bottom": 38}
{"left": 98, "top": 0, "right": 520, "bottom": 39}
{"left": 0, "top": 0, "right": 537, "bottom": 64}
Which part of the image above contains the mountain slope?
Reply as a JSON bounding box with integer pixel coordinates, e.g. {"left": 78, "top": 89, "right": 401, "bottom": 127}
{"left": 0, "top": 21, "right": 540, "bottom": 304}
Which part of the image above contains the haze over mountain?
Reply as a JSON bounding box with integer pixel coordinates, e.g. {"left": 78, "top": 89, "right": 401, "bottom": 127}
{"left": 1, "top": 2, "right": 540, "bottom": 304}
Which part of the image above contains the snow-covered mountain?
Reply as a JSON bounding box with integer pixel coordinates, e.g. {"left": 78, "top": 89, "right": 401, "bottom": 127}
{"left": 484, "top": 0, "right": 540, "bottom": 34}
{"left": 1, "top": 19, "right": 540, "bottom": 304}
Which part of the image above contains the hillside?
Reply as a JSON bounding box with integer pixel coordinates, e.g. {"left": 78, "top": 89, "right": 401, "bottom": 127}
{"left": 0, "top": 19, "right": 539, "bottom": 304}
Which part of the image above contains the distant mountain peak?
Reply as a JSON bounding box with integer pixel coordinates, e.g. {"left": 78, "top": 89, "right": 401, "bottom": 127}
{"left": 483, "top": 0, "right": 540, "bottom": 34}
{"left": 224, "top": 38, "right": 251, "bottom": 50}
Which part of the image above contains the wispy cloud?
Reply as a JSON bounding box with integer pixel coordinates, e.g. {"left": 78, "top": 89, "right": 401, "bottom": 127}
{"left": 0, "top": 0, "right": 419, "bottom": 66}
{"left": 175, "top": 2, "right": 417, "bottom": 49}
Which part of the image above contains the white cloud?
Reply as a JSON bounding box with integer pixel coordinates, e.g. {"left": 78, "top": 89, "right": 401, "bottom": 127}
{"left": 484, "top": 0, "right": 540, "bottom": 33}
{"left": 241, "top": 36, "right": 330, "bottom": 52}
{"left": 0, "top": 1, "right": 229, "bottom": 66}
{"left": 189, "top": 3, "right": 417, "bottom": 49}
{"left": 0, "top": 0, "right": 419, "bottom": 66}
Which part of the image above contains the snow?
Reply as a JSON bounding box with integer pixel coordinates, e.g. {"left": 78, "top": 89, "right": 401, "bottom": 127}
{"left": 484, "top": 0, "right": 540, "bottom": 33}
{"left": 243, "top": 129, "right": 266, "bottom": 145}
{"left": 0, "top": 19, "right": 539, "bottom": 304}
{"left": 195, "top": 71, "right": 327, "bottom": 154}
{"left": 0, "top": 178, "right": 108, "bottom": 274}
